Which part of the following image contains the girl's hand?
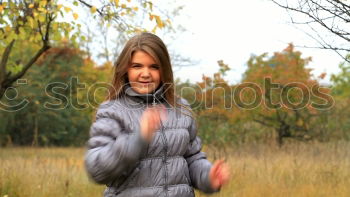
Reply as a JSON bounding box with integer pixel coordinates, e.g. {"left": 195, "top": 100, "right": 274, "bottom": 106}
{"left": 140, "top": 105, "right": 167, "bottom": 142}
{"left": 209, "top": 159, "right": 230, "bottom": 190}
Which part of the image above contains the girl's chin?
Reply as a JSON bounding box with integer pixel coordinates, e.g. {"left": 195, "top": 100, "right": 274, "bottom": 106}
{"left": 132, "top": 87, "right": 155, "bottom": 94}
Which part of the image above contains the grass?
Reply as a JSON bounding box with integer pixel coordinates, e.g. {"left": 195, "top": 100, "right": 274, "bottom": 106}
{"left": 1, "top": 142, "right": 350, "bottom": 197}
{"left": 0, "top": 148, "right": 103, "bottom": 197}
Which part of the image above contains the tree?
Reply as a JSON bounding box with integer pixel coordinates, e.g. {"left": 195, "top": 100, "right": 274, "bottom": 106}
{"left": 0, "top": 45, "right": 112, "bottom": 146}
{"left": 331, "top": 55, "right": 350, "bottom": 98}
{"left": 179, "top": 61, "right": 243, "bottom": 149}
{"left": 328, "top": 57, "right": 350, "bottom": 141}
{"left": 178, "top": 45, "right": 338, "bottom": 147}
{"left": 241, "top": 44, "right": 334, "bottom": 146}
{"left": 271, "top": 0, "right": 350, "bottom": 62}
{"left": 0, "top": 0, "right": 171, "bottom": 100}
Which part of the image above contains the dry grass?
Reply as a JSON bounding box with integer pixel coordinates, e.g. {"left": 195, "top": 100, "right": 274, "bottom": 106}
{"left": 1, "top": 142, "right": 350, "bottom": 197}
{"left": 0, "top": 148, "right": 104, "bottom": 197}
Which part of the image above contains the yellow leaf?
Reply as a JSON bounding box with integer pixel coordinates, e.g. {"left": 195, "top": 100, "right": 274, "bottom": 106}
{"left": 29, "top": 4, "right": 34, "bottom": 8}
{"left": 133, "top": 7, "right": 138, "bottom": 11}
{"left": 52, "top": 23, "right": 58, "bottom": 30}
{"left": 121, "top": 4, "right": 126, "bottom": 8}
{"left": 127, "top": 0, "right": 131, "bottom": 2}
{"left": 155, "top": 15, "right": 163, "bottom": 28}
{"left": 39, "top": 1, "right": 47, "bottom": 7}
{"left": 57, "top": 4, "right": 63, "bottom": 9}
{"left": 114, "top": 0, "right": 119, "bottom": 6}
{"left": 151, "top": 25, "right": 157, "bottom": 33}
{"left": 5, "top": 26, "right": 11, "bottom": 32}
{"left": 73, "top": 12, "right": 78, "bottom": 20}
{"left": 149, "top": 13, "right": 154, "bottom": 21}
{"left": 38, "top": 7, "right": 46, "bottom": 12}
{"left": 0, "top": 5, "right": 3, "bottom": 12}
{"left": 28, "top": 17, "right": 34, "bottom": 28}
{"left": 64, "top": 7, "right": 71, "bottom": 12}
{"left": 90, "top": 6, "right": 97, "bottom": 13}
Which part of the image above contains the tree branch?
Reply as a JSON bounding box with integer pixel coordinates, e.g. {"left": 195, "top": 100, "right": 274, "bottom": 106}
{"left": 4, "top": 13, "right": 54, "bottom": 87}
{"left": 0, "top": 40, "right": 15, "bottom": 84}
{"left": 4, "top": 45, "right": 50, "bottom": 88}
{"left": 77, "top": 0, "right": 104, "bottom": 16}
{"left": 271, "top": 0, "right": 350, "bottom": 62}
{"left": 77, "top": 0, "right": 132, "bottom": 32}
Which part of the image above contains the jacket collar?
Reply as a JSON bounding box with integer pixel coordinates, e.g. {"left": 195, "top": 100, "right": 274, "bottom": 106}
{"left": 123, "top": 84, "right": 165, "bottom": 105}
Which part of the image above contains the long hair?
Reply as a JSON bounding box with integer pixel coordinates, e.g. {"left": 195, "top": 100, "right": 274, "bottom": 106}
{"left": 107, "top": 32, "right": 177, "bottom": 107}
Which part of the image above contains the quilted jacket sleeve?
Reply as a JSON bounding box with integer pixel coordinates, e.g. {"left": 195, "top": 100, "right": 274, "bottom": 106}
{"left": 184, "top": 111, "right": 220, "bottom": 193}
{"left": 84, "top": 102, "right": 148, "bottom": 185}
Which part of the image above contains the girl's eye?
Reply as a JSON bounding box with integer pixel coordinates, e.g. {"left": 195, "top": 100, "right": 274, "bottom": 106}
{"left": 151, "top": 65, "right": 160, "bottom": 70}
{"left": 131, "top": 64, "right": 142, "bottom": 68}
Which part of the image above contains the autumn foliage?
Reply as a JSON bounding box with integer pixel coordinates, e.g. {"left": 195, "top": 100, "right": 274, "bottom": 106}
{"left": 182, "top": 44, "right": 341, "bottom": 147}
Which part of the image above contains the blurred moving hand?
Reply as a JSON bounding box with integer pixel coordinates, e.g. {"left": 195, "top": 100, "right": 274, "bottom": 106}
{"left": 209, "top": 159, "right": 231, "bottom": 190}
{"left": 140, "top": 105, "right": 167, "bottom": 142}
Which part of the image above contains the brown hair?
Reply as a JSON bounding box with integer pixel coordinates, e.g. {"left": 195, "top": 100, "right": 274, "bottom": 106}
{"left": 107, "top": 32, "right": 177, "bottom": 107}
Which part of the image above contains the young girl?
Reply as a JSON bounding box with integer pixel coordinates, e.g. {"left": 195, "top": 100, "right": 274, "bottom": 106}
{"left": 85, "top": 32, "right": 230, "bottom": 197}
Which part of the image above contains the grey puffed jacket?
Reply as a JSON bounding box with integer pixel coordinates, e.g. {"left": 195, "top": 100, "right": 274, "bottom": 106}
{"left": 85, "top": 85, "right": 219, "bottom": 197}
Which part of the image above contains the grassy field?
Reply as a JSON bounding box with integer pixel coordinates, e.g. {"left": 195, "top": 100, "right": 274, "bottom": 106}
{"left": 1, "top": 142, "right": 350, "bottom": 197}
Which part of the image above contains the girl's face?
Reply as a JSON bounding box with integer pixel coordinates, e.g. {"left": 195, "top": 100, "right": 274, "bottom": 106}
{"left": 127, "top": 50, "right": 161, "bottom": 94}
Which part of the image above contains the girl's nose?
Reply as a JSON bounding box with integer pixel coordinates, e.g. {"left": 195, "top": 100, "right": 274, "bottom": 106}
{"left": 140, "top": 68, "right": 151, "bottom": 78}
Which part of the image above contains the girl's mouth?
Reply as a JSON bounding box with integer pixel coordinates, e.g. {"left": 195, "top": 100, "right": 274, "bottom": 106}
{"left": 139, "top": 81, "right": 152, "bottom": 84}
{"left": 138, "top": 82, "right": 154, "bottom": 87}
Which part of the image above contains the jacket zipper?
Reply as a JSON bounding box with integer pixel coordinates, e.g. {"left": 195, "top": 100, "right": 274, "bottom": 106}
{"left": 160, "top": 121, "right": 168, "bottom": 197}
{"left": 153, "top": 98, "right": 169, "bottom": 197}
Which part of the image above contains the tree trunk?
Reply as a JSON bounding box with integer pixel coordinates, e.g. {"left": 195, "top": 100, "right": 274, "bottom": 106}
{"left": 32, "top": 114, "right": 39, "bottom": 146}
{"left": 0, "top": 86, "right": 5, "bottom": 100}
{"left": 276, "top": 124, "right": 291, "bottom": 147}
{"left": 6, "top": 134, "right": 13, "bottom": 147}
